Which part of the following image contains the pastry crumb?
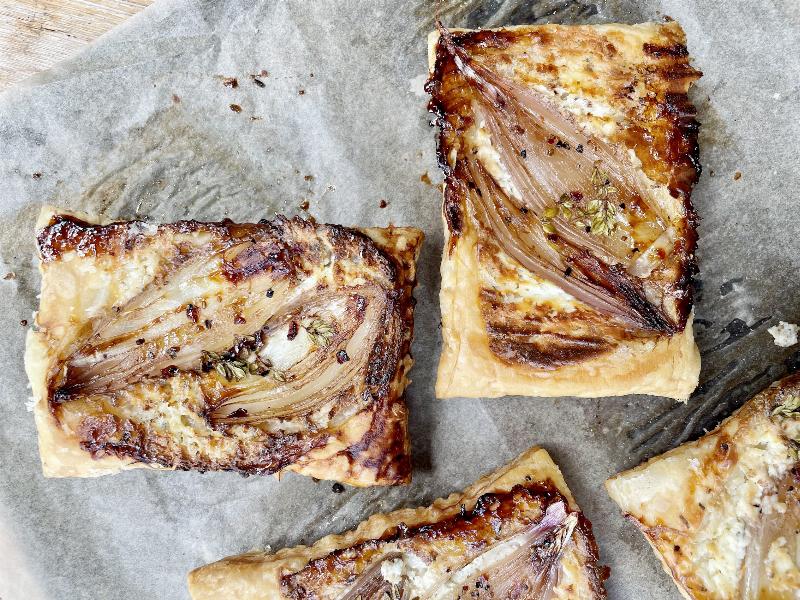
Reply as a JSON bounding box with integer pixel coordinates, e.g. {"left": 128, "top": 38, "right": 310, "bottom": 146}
{"left": 768, "top": 321, "right": 799, "bottom": 347}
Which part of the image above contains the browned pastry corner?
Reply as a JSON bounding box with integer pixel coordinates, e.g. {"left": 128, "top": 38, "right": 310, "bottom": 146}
{"left": 188, "top": 446, "right": 608, "bottom": 599}
{"left": 25, "top": 206, "right": 423, "bottom": 486}
{"left": 427, "top": 22, "right": 701, "bottom": 400}
{"left": 607, "top": 373, "right": 800, "bottom": 599}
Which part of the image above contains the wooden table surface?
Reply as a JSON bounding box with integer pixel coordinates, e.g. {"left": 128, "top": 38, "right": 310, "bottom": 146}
{"left": 0, "top": 0, "right": 154, "bottom": 90}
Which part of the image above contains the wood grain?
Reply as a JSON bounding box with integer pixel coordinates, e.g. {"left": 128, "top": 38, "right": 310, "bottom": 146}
{"left": 0, "top": 0, "right": 154, "bottom": 90}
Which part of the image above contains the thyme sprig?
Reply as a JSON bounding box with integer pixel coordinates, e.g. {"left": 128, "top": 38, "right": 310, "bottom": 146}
{"left": 541, "top": 166, "right": 620, "bottom": 237}
{"left": 772, "top": 395, "right": 800, "bottom": 418}
{"left": 202, "top": 348, "right": 272, "bottom": 382}
{"left": 303, "top": 317, "right": 336, "bottom": 347}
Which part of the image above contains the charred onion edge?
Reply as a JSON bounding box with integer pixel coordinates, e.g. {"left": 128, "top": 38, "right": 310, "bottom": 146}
{"left": 426, "top": 22, "right": 701, "bottom": 333}
{"left": 280, "top": 481, "right": 608, "bottom": 598}
{"left": 37, "top": 214, "right": 419, "bottom": 483}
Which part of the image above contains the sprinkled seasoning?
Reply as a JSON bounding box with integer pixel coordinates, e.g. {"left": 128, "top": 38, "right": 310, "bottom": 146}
{"left": 336, "top": 350, "right": 349, "bottom": 364}
{"left": 186, "top": 303, "right": 199, "bottom": 323}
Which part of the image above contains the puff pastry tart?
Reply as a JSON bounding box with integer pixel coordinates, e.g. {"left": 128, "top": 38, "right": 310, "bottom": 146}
{"left": 188, "top": 446, "right": 607, "bottom": 599}
{"left": 607, "top": 373, "right": 800, "bottom": 599}
{"left": 426, "top": 22, "right": 702, "bottom": 399}
{"left": 25, "top": 206, "right": 422, "bottom": 486}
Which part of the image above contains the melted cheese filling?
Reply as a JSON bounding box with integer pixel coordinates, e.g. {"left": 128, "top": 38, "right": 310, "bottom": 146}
{"left": 481, "top": 248, "right": 578, "bottom": 313}
{"left": 691, "top": 422, "right": 797, "bottom": 596}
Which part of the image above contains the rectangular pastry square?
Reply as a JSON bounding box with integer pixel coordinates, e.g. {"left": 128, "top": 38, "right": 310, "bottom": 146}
{"left": 188, "top": 446, "right": 607, "bottom": 599}
{"left": 427, "top": 22, "right": 702, "bottom": 400}
{"left": 25, "top": 207, "right": 423, "bottom": 486}
{"left": 606, "top": 374, "right": 800, "bottom": 599}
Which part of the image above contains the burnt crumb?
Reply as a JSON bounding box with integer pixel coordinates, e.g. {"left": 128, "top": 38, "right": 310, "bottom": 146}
{"left": 229, "top": 104, "right": 242, "bottom": 113}
{"left": 32, "top": 172, "right": 42, "bottom": 179}
{"left": 161, "top": 365, "right": 179, "bottom": 378}
{"left": 172, "top": 94, "right": 181, "bottom": 104}
{"left": 564, "top": 266, "right": 573, "bottom": 277}
{"left": 249, "top": 116, "right": 263, "bottom": 121}
{"left": 619, "top": 202, "right": 626, "bottom": 209}
{"left": 234, "top": 314, "right": 246, "bottom": 325}
{"left": 555, "top": 139, "right": 571, "bottom": 150}
{"left": 733, "top": 171, "right": 742, "bottom": 180}
{"left": 332, "top": 482, "right": 345, "bottom": 493}
{"left": 3, "top": 272, "right": 15, "bottom": 280}
{"left": 166, "top": 346, "right": 180, "bottom": 358}
{"left": 287, "top": 320, "right": 299, "bottom": 340}
{"left": 643, "top": 42, "right": 687, "bottom": 57}
{"left": 575, "top": 144, "right": 584, "bottom": 153}
{"left": 252, "top": 77, "right": 266, "bottom": 87}
{"left": 266, "top": 288, "right": 274, "bottom": 298}
{"left": 20, "top": 319, "right": 28, "bottom": 326}
{"left": 299, "top": 200, "right": 310, "bottom": 211}
{"left": 298, "top": 89, "right": 305, "bottom": 96}
{"left": 135, "top": 338, "right": 145, "bottom": 345}
{"left": 379, "top": 199, "right": 388, "bottom": 208}
{"left": 222, "top": 77, "right": 239, "bottom": 88}
{"left": 336, "top": 350, "right": 349, "bottom": 363}
{"left": 674, "top": 545, "right": 681, "bottom": 552}
{"left": 520, "top": 206, "right": 529, "bottom": 214}
{"left": 186, "top": 303, "right": 199, "bottom": 323}
{"left": 519, "top": 149, "right": 527, "bottom": 158}
{"left": 304, "top": 174, "right": 314, "bottom": 181}
{"left": 204, "top": 318, "right": 213, "bottom": 329}
{"left": 227, "top": 408, "right": 248, "bottom": 418}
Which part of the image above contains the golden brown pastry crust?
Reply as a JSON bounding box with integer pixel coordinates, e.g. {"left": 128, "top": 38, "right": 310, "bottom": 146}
{"left": 187, "top": 446, "right": 604, "bottom": 599}
{"left": 428, "top": 23, "right": 701, "bottom": 400}
{"left": 437, "top": 214, "right": 699, "bottom": 399}
{"left": 25, "top": 206, "right": 423, "bottom": 486}
{"left": 606, "top": 373, "right": 800, "bottom": 599}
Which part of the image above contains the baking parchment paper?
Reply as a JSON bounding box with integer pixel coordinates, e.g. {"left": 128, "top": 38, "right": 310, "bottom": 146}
{"left": 1, "top": 1, "right": 799, "bottom": 598}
